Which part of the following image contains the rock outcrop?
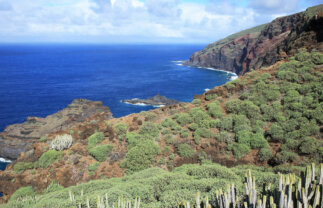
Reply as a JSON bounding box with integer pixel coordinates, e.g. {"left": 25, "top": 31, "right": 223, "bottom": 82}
{"left": 123, "top": 94, "right": 179, "bottom": 106}
{"left": 0, "top": 99, "right": 113, "bottom": 160}
{"left": 185, "top": 5, "right": 323, "bottom": 75}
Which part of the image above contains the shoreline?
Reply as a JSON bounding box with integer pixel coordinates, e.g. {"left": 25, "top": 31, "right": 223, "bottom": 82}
{"left": 178, "top": 61, "right": 238, "bottom": 80}
{"left": 0, "top": 157, "right": 12, "bottom": 163}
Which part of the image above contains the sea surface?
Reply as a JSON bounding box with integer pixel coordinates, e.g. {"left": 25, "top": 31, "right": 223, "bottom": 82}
{"left": 0, "top": 44, "right": 235, "bottom": 171}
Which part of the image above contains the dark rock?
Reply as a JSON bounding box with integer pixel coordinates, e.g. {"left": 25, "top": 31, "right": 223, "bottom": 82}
{"left": 0, "top": 99, "right": 113, "bottom": 160}
{"left": 122, "top": 94, "right": 179, "bottom": 106}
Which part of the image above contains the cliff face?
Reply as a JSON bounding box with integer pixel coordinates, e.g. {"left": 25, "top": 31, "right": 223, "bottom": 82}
{"left": 185, "top": 5, "right": 323, "bottom": 75}
{"left": 0, "top": 99, "right": 113, "bottom": 160}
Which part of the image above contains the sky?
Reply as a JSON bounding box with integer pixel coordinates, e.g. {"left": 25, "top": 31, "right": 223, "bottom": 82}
{"left": 0, "top": 0, "right": 321, "bottom": 44}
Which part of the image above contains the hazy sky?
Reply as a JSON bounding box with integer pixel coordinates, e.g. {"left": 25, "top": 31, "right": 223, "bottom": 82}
{"left": 0, "top": 0, "right": 321, "bottom": 44}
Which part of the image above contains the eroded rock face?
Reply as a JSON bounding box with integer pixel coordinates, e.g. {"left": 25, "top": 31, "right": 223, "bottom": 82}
{"left": 185, "top": 6, "right": 323, "bottom": 75}
{"left": 0, "top": 99, "right": 113, "bottom": 160}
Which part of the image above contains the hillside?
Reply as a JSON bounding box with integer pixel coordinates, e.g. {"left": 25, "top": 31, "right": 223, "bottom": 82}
{"left": 0, "top": 49, "right": 322, "bottom": 206}
{"left": 185, "top": 5, "right": 323, "bottom": 75}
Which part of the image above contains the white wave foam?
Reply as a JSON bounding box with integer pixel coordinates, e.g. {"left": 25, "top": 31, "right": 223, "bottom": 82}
{"left": 204, "top": 88, "right": 210, "bottom": 92}
{"left": 0, "top": 158, "right": 11, "bottom": 163}
{"left": 172, "top": 60, "right": 185, "bottom": 63}
{"left": 230, "top": 75, "right": 239, "bottom": 80}
{"left": 176, "top": 63, "right": 183, "bottom": 66}
{"left": 203, "top": 67, "right": 238, "bottom": 76}
{"left": 123, "top": 101, "right": 164, "bottom": 108}
{"left": 123, "top": 101, "right": 148, "bottom": 106}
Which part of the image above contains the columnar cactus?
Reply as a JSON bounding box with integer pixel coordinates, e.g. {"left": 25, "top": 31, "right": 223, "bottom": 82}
{"left": 180, "top": 163, "right": 323, "bottom": 208}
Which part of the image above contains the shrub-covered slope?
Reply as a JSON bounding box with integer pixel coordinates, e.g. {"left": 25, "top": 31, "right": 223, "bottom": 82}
{"left": 0, "top": 50, "right": 322, "bottom": 204}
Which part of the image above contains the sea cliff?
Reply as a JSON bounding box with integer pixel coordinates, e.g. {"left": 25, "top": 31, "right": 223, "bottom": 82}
{"left": 185, "top": 5, "right": 323, "bottom": 75}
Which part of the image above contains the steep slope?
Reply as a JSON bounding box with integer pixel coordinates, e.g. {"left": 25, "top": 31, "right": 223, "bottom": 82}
{"left": 185, "top": 5, "right": 323, "bottom": 75}
{"left": 0, "top": 50, "right": 322, "bottom": 204}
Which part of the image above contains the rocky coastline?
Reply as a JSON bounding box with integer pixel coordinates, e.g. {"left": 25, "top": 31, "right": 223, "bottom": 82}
{"left": 0, "top": 99, "right": 113, "bottom": 161}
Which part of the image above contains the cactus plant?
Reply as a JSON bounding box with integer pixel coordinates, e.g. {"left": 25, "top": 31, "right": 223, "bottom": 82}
{"left": 180, "top": 163, "right": 323, "bottom": 208}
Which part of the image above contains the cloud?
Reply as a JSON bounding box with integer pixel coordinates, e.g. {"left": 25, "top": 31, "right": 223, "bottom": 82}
{"left": 90, "top": 0, "right": 112, "bottom": 13}
{"left": 249, "top": 0, "right": 300, "bottom": 13}
{"left": 0, "top": 0, "right": 12, "bottom": 11}
{"left": 0, "top": 0, "right": 319, "bottom": 43}
{"left": 146, "top": 0, "right": 182, "bottom": 18}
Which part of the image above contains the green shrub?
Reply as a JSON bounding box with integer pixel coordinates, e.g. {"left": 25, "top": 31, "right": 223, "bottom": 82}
{"left": 267, "top": 123, "right": 284, "bottom": 141}
{"left": 233, "top": 124, "right": 252, "bottom": 134}
{"left": 163, "top": 146, "right": 171, "bottom": 154}
{"left": 115, "top": 123, "right": 128, "bottom": 136}
{"left": 224, "top": 82, "right": 235, "bottom": 90}
{"left": 240, "top": 92, "right": 249, "bottom": 100}
{"left": 39, "top": 136, "right": 47, "bottom": 142}
{"left": 216, "top": 131, "right": 234, "bottom": 143}
{"left": 236, "top": 130, "right": 252, "bottom": 146}
{"left": 232, "top": 114, "right": 250, "bottom": 127}
{"left": 161, "top": 118, "right": 177, "bottom": 128}
{"left": 258, "top": 148, "right": 273, "bottom": 161}
{"left": 10, "top": 186, "right": 37, "bottom": 201}
{"left": 87, "top": 132, "right": 105, "bottom": 148}
{"left": 139, "top": 122, "right": 159, "bottom": 138}
{"left": 260, "top": 73, "right": 272, "bottom": 80}
{"left": 165, "top": 134, "right": 173, "bottom": 145}
{"left": 207, "top": 102, "right": 224, "bottom": 118}
{"left": 209, "top": 120, "right": 217, "bottom": 128}
{"left": 88, "top": 144, "right": 113, "bottom": 162}
{"left": 205, "top": 93, "right": 217, "bottom": 101}
{"left": 143, "top": 112, "right": 158, "bottom": 121}
{"left": 38, "top": 150, "right": 64, "bottom": 168}
{"left": 311, "top": 51, "right": 323, "bottom": 65}
{"left": 217, "top": 116, "right": 233, "bottom": 131}
{"left": 188, "top": 123, "right": 199, "bottom": 131}
{"left": 43, "top": 180, "right": 64, "bottom": 194}
{"left": 176, "top": 113, "right": 192, "bottom": 126}
{"left": 224, "top": 99, "right": 242, "bottom": 114}
{"left": 180, "top": 129, "right": 189, "bottom": 138}
{"left": 177, "top": 144, "right": 195, "bottom": 158}
{"left": 299, "top": 137, "right": 318, "bottom": 154}
{"left": 161, "top": 128, "right": 171, "bottom": 135}
{"left": 239, "top": 100, "right": 261, "bottom": 120}
{"left": 276, "top": 151, "right": 298, "bottom": 163}
{"left": 263, "top": 87, "right": 280, "bottom": 101}
{"left": 295, "top": 50, "right": 310, "bottom": 62}
{"left": 189, "top": 108, "right": 211, "bottom": 126}
{"left": 250, "top": 132, "right": 268, "bottom": 149}
{"left": 13, "top": 162, "right": 34, "bottom": 173}
{"left": 88, "top": 161, "right": 100, "bottom": 174}
{"left": 192, "top": 99, "right": 202, "bottom": 106}
{"left": 122, "top": 140, "right": 160, "bottom": 172}
{"left": 232, "top": 143, "right": 250, "bottom": 159}
{"left": 126, "top": 132, "right": 143, "bottom": 149}
{"left": 194, "top": 128, "right": 215, "bottom": 139}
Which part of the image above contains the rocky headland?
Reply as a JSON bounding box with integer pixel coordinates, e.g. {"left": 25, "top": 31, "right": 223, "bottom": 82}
{"left": 0, "top": 99, "right": 113, "bottom": 161}
{"left": 122, "top": 94, "right": 179, "bottom": 106}
{"left": 185, "top": 5, "right": 323, "bottom": 75}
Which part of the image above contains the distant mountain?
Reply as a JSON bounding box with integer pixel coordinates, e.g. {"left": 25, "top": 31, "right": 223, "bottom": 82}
{"left": 185, "top": 4, "right": 323, "bottom": 75}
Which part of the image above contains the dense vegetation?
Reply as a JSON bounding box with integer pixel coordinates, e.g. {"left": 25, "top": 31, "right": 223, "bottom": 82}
{"left": 3, "top": 163, "right": 322, "bottom": 208}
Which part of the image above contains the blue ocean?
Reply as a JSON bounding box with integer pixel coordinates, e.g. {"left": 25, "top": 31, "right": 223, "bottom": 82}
{"left": 0, "top": 44, "right": 233, "bottom": 171}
